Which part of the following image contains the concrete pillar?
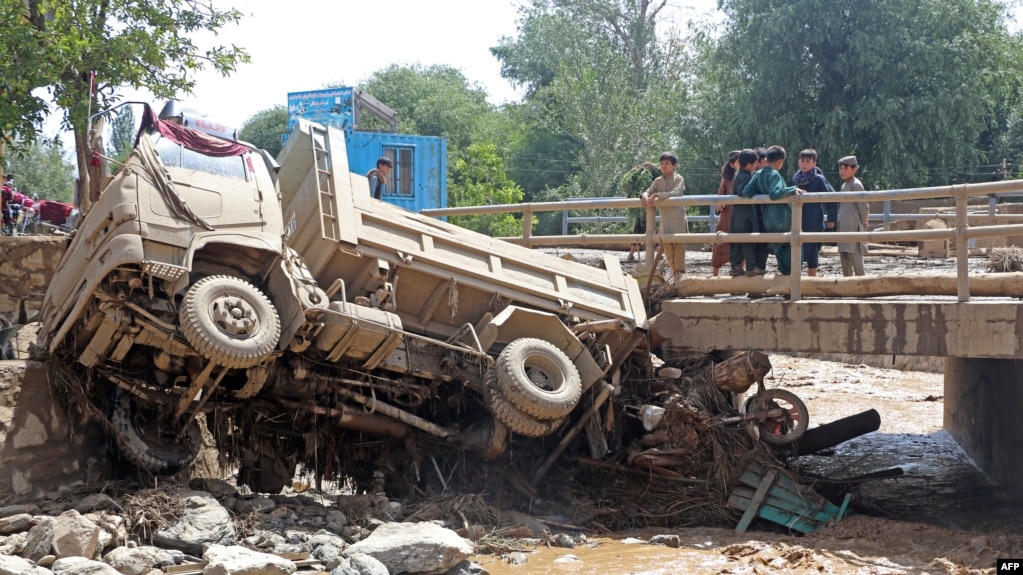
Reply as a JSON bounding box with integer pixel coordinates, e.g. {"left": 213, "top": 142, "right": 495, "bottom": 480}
{"left": 945, "top": 357, "right": 1023, "bottom": 497}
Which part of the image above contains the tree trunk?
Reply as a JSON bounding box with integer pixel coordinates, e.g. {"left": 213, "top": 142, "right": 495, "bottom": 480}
{"left": 74, "top": 127, "right": 92, "bottom": 215}
{"left": 713, "top": 351, "right": 771, "bottom": 394}
{"left": 672, "top": 274, "right": 1023, "bottom": 298}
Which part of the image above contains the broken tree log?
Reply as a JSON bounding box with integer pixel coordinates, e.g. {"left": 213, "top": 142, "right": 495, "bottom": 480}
{"left": 671, "top": 273, "right": 1023, "bottom": 298}
{"left": 713, "top": 351, "right": 771, "bottom": 394}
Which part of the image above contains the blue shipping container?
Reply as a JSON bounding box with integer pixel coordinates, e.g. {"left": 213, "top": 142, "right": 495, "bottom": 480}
{"left": 286, "top": 88, "right": 447, "bottom": 212}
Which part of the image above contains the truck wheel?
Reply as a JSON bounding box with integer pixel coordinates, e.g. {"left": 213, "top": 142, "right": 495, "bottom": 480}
{"left": 744, "top": 388, "right": 809, "bottom": 447}
{"left": 110, "top": 395, "right": 201, "bottom": 474}
{"left": 181, "top": 275, "right": 281, "bottom": 369}
{"left": 495, "top": 338, "right": 582, "bottom": 420}
{"left": 483, "top": 373, "right": 565, "bottom": 438}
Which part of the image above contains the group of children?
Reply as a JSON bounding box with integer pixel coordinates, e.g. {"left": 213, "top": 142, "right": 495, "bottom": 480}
{"left": 630, "top": 146, "right": 869, "bottom": 280}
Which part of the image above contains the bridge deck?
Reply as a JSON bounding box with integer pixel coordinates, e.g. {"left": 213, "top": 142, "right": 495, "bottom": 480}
{"left": 659, "top": 297, "right": 1023, "bottom": 359}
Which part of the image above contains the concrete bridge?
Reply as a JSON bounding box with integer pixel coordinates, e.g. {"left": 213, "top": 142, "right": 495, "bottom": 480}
{"left": 657, "top": 294, "right": 1023, "bottom": 496}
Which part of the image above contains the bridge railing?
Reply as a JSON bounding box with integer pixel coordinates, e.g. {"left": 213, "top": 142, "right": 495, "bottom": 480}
{"left": 420, "top": 179, "right": 1023, "bottom": 302}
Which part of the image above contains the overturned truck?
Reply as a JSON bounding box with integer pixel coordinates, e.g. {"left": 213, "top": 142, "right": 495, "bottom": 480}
{"left": 37, "top": 105, "right": 674, "bottom": 492}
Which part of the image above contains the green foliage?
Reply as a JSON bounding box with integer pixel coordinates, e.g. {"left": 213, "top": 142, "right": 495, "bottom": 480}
{"left": 696, "top": 0, "right": 1023, "bottom": 188}
{"left": 6, "top": 139, "right": 75, "bottom": 203}
{"left": 13, "top": 1, "right": 249, "bottom": 205}
{"left": 239, "top": 106, "right": 289, "bottom": 158}
{"left": 492, "top": 0, "right": 695, "bottom": 203}
{"left": 449, "top": 143, "right": 526, "bottom": 236}
{"left": 357, "top": 65, "right": 496, "bottom": 153}
{"left": 108, "top": 106, "right": 136, "bottom": 164}
{"left": 0, "top": 2, "right": 62, "bottom": 150}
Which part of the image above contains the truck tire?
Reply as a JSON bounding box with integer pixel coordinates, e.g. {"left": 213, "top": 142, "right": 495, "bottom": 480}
{"left": 483, "top": 373, "right": 565, "bottom": 438}
{"left": 495, "top": 338, "right": 582, "bottom": 420}
{"left": 110, "top": 395, "right": 201, "bottom": 474}
{"left": 180, "top": 275, "right": 281, "bottom": 369}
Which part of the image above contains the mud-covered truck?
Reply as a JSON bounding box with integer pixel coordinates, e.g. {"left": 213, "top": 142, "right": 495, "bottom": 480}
{"left": 38, "top": 104, "right": 672, "bottom": 492}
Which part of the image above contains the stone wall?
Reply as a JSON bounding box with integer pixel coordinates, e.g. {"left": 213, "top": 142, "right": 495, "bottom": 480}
{"left": 0, "top": 361, "right": 112, "bottom": 497}
{"left": 0, "top": 236, "right": 68, "bottom": 319}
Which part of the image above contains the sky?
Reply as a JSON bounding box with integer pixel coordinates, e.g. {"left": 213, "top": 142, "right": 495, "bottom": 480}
{"left": 111, "top": 0, "right": 721, "bottom": 133}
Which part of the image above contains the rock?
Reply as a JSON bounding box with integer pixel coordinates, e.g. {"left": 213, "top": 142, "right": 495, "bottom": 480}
{"left": 325, "top": 509, "right": 347, "bottom": 533}
{"left": 0, "top": 503, "right": 39, "bottom": 519}
{"left": 52, "top": 510, "right": 101, "bottom": 559}
{"left": 504, "top": 552, "right": 528, "bottom": 565}
{"left": 549, "top": 533, "right": 575, "bottom": 548}
{"left": 152, "top": 491, "right": 236, "bottom": 555}
{"left": 444, "top": 560, "right": 490, "bottom": 575}
{"left": 649, "top": 534, "right": 681, "bottom": 548}
{"left": 202, "top": 543, "right": 296, "bottom": 575}
{"left": 87, "top": 513, "right": 126, "bottom": 551}
{"left": 51, "top": 556, "right": 121, "bottom": 575}
{"left": 381, "top": 501, "right": 402, "bottom": 521}
{"left": 232, "top": 496, "right": 277, "bottom": 515}
{"left": 0, "top": 553, "right": 51, "bottom": 575}
{"left": 72, "top": 494, "right": 120, "bottom": 514}
{"left": 344, "top": 522, "right": 473, "bottom": 575}
{"left": 189, "top": 478, "right": 239, "bottom": 498}
{"left": 658, "top": 367, "right": 683, "bottom": 379}
{"left": 0, "top": 512, "right": 32, "bottom": 535}
{"left": 306, "top": 530, "right": 348, "bottom": 565}
{"left": 347, "top": 552, "right": 388, "bottom": 575}
{"left": 22, "top": 516, "right": 56, "bottom": 561}
{"left": 0, "top": 532, "right": 27, "bottom": 555}
{"left": 103, "top": 545, "right": 176, "bottom": 575}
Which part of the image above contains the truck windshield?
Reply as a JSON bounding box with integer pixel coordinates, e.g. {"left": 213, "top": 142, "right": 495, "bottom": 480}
{"left": 153, "top": 134, "right": 249, "bottom": 181}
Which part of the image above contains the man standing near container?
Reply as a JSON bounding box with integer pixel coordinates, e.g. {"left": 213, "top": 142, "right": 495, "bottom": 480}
{"left": 836, "top": 156, "right": 870, "bottom": 276}
{"left": 366, "top": 157, "right": 393, "bottom": 200}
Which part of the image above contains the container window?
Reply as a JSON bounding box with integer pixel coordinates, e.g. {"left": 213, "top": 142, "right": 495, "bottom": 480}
{"left": 383, "top": 146, "right": 414, "bottom": 196}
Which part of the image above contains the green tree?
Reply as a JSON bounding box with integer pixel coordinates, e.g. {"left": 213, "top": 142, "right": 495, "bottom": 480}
{"left": 491, "top": 1, "right": 694, "bottom": 203}
{"left": 16, "top": 1, "right": 249, "bottom": 212}
{"left": 6, "top": 139, "right": 76, "bottom": 203}
{"left": 0, "top": 2, "right": 61, "bottom": 151}
{"left": 107, "top": 106, "right": 136, "bottom": 164}
{"left": 449, "top": 143, "right": 526, "bottom": 236}
{"left": 695, "top": 0, "right": 1023, "bottom": 187}
{"left": 356, "top": 64, "right": 496, "bottom": 153}
{"left": 239, "top": 106, "right": 289, "bottom": 158}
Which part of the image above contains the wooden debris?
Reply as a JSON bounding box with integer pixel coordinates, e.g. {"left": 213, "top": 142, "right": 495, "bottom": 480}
{"left": 713, "top": 351, "right": 771, "bottom": 394}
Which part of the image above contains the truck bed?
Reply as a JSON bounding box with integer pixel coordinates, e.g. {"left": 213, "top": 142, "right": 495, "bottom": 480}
{"left": 277, "top": 121, "right": 648, "bottom": 343}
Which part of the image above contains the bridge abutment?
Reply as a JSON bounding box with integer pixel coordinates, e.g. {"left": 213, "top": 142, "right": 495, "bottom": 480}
{"left": 945, "top": 357, "right": 1023, "bottom": 496}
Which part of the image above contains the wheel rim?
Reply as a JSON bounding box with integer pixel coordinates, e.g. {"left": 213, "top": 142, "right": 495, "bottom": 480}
{"left": 210, "top": 293, "right": 262, "bottom": 339}
{"left": 524, "top": 354, "right": 562, "bottom": 392}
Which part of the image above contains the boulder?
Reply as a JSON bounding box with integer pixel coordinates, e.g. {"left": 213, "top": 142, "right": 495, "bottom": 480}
{"left": 103, "top": 545, "right": 176, "bottom": 575}
{"left": 22, "top": 516, "right": 56, "bottom": 561}
{"left": 52, "top": 510, "right": 101, "bottom": 559}
{"left": 0, "top": 553, "right": 51, "bottom": 575}
{"left": 0, "top": 512, "right": 32, "bottom": 535}
{"left": 343, "top": 522, "right": 473, "bottom": 575}
{"left": 152, "top": 491, "right": 236, "bottom": 555}
{"left": 51, "top": 556, "right": 121, "bottom": 575}
{"left": 202, "top": 543, "right": 296, "bottom": 575}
